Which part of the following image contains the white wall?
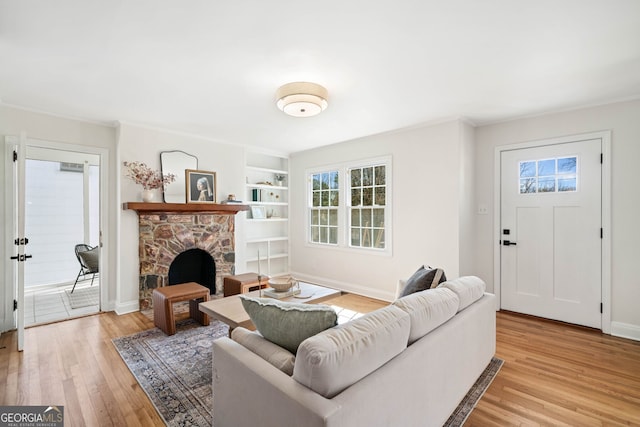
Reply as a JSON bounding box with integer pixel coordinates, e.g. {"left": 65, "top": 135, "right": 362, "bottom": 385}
{"left": 289, "top": 119, "right": 475, "bottom": 301}
{"left": 474, "top": 99, "right": 640, "bottom": 339}
{"left": 0, "top": 105, "right": 117, "bottom": 332}
{"left": 459, "top": 121, "right": 476, "bottom": 276}
{"left": 116, "top": 123, "right": 247, "bottom": 312}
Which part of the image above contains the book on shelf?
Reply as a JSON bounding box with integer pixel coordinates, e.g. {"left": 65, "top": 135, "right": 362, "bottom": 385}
{"left": 221, "top": 200, "right": 244, "bottom": 204}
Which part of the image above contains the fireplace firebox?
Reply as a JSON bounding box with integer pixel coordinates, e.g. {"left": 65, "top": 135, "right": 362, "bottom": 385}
{"left": 168, "top": 248, "right": 216, "bottom": 293}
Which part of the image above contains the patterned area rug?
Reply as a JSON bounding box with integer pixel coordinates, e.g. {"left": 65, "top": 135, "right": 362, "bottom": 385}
{"left": 113, "top": 320, "right": 503, "bottom": 427}
{"left": 444, "top": 356, "right": 504, "bottom": 426}
{"left": 113, "top": 319, "right": 229, "bottom": 426}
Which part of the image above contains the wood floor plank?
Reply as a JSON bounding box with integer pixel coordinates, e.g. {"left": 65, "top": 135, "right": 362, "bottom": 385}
{"left": 466, "top": 311, "right": 640, "bottom": 426}
{"left": 1, "top": 299, "right": 640, "bottom": 426}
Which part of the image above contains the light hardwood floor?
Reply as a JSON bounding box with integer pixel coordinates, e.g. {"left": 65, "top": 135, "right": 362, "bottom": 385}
{"left": 1, "top": 297, "right": 639, "bottom": 426}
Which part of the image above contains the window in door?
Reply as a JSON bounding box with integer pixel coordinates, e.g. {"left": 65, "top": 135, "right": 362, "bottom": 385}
{"left": 519, "top": 156, "right": 577, "bottom": 194}
{"left": 24, "top": 159, "right": 99, "bottom": 287}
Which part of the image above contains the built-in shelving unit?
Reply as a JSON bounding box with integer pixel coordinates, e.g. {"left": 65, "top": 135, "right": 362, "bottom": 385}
{"left": 243, "top": 152, "right": 289, "bottom": 277}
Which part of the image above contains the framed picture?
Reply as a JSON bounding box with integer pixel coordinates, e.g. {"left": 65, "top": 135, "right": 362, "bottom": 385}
{"left": 186, "top": 169, "right": 217, "bottom": 203}
{"left": 251, "top": 205, "right": 267, "bottom": 219}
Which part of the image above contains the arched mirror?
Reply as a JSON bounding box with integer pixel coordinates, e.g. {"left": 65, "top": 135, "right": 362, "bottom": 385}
{"left": 160, "top": 151, "right": 198, "bottom": 203}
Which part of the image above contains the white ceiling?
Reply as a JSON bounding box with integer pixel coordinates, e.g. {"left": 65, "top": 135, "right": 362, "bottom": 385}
{"left": 1, "top": 0, "right": 639, "bottom": 154}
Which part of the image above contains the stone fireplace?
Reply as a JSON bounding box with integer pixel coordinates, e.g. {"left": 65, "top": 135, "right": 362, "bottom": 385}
{"left": 124, "top": 202, "right": 248, "bottom": 310}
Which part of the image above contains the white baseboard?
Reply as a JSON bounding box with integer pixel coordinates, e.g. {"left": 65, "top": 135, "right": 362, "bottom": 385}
{"left": 611, "top": 321, "right": 640, "bottom": 342}
{"left": 101, "top": 300, "right": 116, "bottom": 312}
{"left": 115, "top": 300, "right": 139, "bottom": 315}
{"left": 290, "top": 271, "right": 395, "bottom": 302}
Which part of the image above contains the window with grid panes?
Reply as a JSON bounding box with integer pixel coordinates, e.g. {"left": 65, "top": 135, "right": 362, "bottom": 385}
{"left": 348, "top": 164, "right": 386, "bottom": 249}
{"left": 309, "top": 171, "right": 339, "bottom": 245}
{"left": 519, "top": 156, "right": 578, "bottom": 194}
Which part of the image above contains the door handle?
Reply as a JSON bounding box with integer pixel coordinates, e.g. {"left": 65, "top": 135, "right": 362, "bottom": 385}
{"left": 503, "top": 240, "right": 517, "bottom": 246}
{"left": 10, "top": 254, "right": 32, "bottom": 261}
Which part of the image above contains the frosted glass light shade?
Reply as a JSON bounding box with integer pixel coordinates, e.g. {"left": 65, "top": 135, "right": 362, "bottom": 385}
{"left": 276, "top": 82, "right": 328, "bottom": 117}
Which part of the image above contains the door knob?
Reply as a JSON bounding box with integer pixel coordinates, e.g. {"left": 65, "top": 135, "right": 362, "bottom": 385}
{"left": 503, "top": 240, "right": 517, "bottom": 246}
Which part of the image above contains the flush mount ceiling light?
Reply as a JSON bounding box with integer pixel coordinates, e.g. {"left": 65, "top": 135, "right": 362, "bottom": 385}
{"left": 276, "top": 82, "right": 328, "bottom": 117}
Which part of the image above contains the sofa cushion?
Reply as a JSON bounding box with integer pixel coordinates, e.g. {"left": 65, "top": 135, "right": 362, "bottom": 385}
{"left": 239, "top": 295, "right": 338, "bottom": 354}
{"left": 293, "top": 305, "right": 410, "bottom": 399}
{"left": 438, "top": 276, "right": 486, "bottom": 312}
{"left": 393, "top": 287, "right": 459, "bottom": 344}
{"left": 231, "top": 327, "right": 296, "bottom": 376}
{"left": 399, "top": 265, "right": 447, "bottom": 297}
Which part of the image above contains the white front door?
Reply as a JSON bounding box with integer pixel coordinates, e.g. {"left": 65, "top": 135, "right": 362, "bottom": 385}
{"left": 500, "top": 138, "right": 602, "bottom": 329}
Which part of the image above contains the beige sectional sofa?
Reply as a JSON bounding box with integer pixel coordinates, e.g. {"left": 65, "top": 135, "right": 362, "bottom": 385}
{"left": 212, "top": 276, "right": 496, "bottom": 427}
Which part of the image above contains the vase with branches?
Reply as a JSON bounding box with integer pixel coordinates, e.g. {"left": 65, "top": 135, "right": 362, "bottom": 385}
{"left": 124, "top": 161, "right": 176, "bottom": 202}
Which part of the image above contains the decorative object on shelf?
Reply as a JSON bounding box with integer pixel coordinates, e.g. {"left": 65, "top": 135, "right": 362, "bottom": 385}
{"left": 274, "top": 173, "right": 286, "bottom": 186}
{"left": 251, "top": 206, "right": 267, "bottom": 219}
{"left": 123, "top": 161, "right": 176, "bottom": 202}
{"left": 276, "top": 82, "right": 328, "bottom": 117}
{"left": 160, "top": 150, "right": 198, "bottom": 203}
{"left": 222, "top": 194, "right": 244, "bottom": 204}
{"left": 141, "top": 189, "right": 155, "bottom": 203}
{"left": 186, "top": 169, "right": 217, "bottom": 203}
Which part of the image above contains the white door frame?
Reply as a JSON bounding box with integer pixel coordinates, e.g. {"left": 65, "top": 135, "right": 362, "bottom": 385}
{"left": 493, "top": 131, "right": 612, "bottom": 333}
{"left": 3, "top": 135, "right": 110, "bottom": 336}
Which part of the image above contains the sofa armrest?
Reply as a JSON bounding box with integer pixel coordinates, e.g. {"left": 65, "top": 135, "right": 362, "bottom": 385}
{"left": 213, "top": 337, "right": 341, "bottom": 427}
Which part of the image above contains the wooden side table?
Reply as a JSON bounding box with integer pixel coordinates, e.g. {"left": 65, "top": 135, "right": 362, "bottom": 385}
{"left": 152, "top": 282, "right": 210, "bottom": 335}
{"left": 223, "top": 273, "right": 269, "bottom": 297}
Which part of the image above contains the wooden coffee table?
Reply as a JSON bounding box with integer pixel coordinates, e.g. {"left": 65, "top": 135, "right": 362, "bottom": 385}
{"left": 199, "top": 282, "right": 341, "bottom": 333}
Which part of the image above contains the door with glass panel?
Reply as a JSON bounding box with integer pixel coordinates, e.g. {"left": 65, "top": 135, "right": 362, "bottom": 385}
{"left": 500, "top": 138, "right": 602, "bottom": 328}
{"left": 23, "top": 147, "right": 101, "bottom": 326}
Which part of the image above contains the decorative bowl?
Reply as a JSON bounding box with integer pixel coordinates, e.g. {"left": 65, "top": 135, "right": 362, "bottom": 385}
{"left": 268, "top": 277, "right": 293, "bottom": 292}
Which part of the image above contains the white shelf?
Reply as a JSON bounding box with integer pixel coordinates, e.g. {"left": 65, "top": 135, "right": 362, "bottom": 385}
{"left": 246, "top": 166, "right": 288, "bottom": 175}
{"left": 247, "top": 183, "right": 289, "bottom": 190}
{"left": 247, "top": 201, "right": 288, "bottom": 206}
{"left": 247, "top": 236, "right": 289, "bottom": 243}
{"left": 247, "top": 253, "right": 289, "bottom": 262}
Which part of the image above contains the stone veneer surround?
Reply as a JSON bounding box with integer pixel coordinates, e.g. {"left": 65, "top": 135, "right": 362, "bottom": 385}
{"left": 137, "top": 213, "right": 236, "bottom": 310}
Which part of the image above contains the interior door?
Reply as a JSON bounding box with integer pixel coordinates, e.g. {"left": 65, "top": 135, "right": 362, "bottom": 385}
{"left": 9, "top": 134, "right": 28, "bottom": 351}
{"left": 500, "top": 138, "right": 602, "bottom": 329}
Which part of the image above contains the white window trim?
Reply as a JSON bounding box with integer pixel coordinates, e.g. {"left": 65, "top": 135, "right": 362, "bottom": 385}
{"left": 305, "top": 155, "right": 392, "bottom": 256}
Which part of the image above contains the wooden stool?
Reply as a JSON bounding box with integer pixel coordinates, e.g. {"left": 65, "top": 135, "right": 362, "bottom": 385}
{"left": 152, "top": 282, "right": 210, "bottom": 335}
{"left": 223, "top": 273, "right": 269, "bottom": 297}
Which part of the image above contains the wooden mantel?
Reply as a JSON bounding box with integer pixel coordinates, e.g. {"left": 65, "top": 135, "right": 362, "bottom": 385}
{"left": 123, "top": 202, "right": 249, "bottom": 215}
